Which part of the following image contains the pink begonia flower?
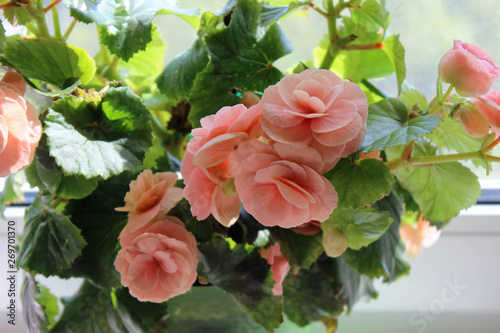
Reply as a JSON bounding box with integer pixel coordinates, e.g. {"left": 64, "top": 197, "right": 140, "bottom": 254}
{"left": 453, "top": 104, "right": 489, "bottom": 138}
{"left": 231, "top": 139, "right": 337, "bottom": 228}
{"left": 399, "top": 215, "right": 441, "bottom": 259}
{"left": 260, "top": 243, "right": 290, "bottom": 296}
{"left": 260, "top": 69, "right": 368, "bottom": 173}
{"left": 181, "top": 104, "right": 262, "bottom": 226}
{"left": 181, "top": 152, "right": 241, "bottom": 227}
{"left": 0, "top": 70, "right": 42, "bottom": 177}
{"left": 116, "top": 170, "right": 183, "bottom": 236}
{"left": 438, "top": 40, "right": 500, "bottom": 97}
{"left": 473, "top": 90, "right": 500, "bottom": 128}
{"left": 114, "top": 217, "right": 199, "bottom": 303}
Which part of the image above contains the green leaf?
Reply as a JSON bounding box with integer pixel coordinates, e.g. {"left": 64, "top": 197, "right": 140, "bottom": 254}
{"left": 51, "top": 282, "right": 167, "bottom": 333}
{"left": 156, "top": 39, "right": 209, "bottom": 101}
{"left": 35, "top": 283, "right": 59, "bottom": 331}
{"left": 33, "top": 80, "right": 81, "bottom": 97}
{"left": 399, "top": 90, "right": 428, "bottom": 110}
{"left": 349, "top": 0, "right": 388, "bottom": 31}
{"left": 341, "top": 192, "right": 410, "bottom": 282}
{"left": 427, "top": 116, "right": 483, "bottom": 155}
{"left": 3, "top": 5, "right": 34, "bottom": 26}
{"left": 260, "top": 2, "right": 306, "bottom": 25}
{"left": 61, "top": 173, "right": 133, "bottom": 288}
{"left": 3, "top": 38, "right": 96, "bottom": 88}
{"left": 271, "top": 228, "right": 324, "bottom": 268}
{"left": 19, "top": 197, "right": 87, "bottom": 276}
{"left": 64, "top": 0, "right": 94, "bottom": 23}
{"left": 0, "top": 22, "right": 6, "bottom": 53}
{"left": 328, "top": 158, "right": 394, "bottom": 209}
{"left": 360, "top": 98, "right": 442, "bottom": 152}
{"left": 166, "top": 286, "right": 268, "bottom": 333}
{"left": 328, "top": 48, "right": 394, "bottom": 82}
{"left": 198, "top": 238, "right": 283, "bottom": 331}
{"left": 383, "top": 34, "right": 406, "bottom": 93}
{"left": 283, "top": 258, "right": 343, "bottom": 326}
{"left": 116, "top": 28, "right": 166, "bottom": 89}
{"left": 336, "top": 258, "right": 377, "bottom": 311}
{"left": 392, "top": 143, "right": 482, "bottom": 222}
{"left": 45, "top": 87, "right": 152, "bottom": 179}
{"left": 0, "top": 172, "right": 24, "bottom": 218}
{"left": 328, "top": 208, "right": 393, "bottom": 250}
{"left": 189, "top": 0, "right": 293, "bottom": 127}
{"left": 340, "top": 17, "right": 383, "bottom": 45}
{"left": 100, "top": 19, "right": 153, "bottom": 62}
{"left": 86, "top": 0, "right": 199, "bottom": 60}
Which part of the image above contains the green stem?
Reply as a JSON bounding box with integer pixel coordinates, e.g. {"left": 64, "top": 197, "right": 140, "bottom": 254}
{"left": 429, "top": 85, "right": 454, "bottom": 115}
{"left": 24, "top": 22, "right": 39, "bottom": 36}
{"left": 387, "top": 151, "right": 483, "bottom": 172}
{"left": 486, "top": 155, "right": 500, "bottom": 163}
{"left": 35, "top": 0, "right": 50, "bottom": 38}
{"left": 361, "top": 79, "right": 388, "bottom": 98}
{"left": 51, "top": 3, "right": 62, "bottom": 39}
{"left": 319, "top": 0, "right": 339, "bottom": 70}
{"left": 97, "top": 26, "right": 111, "bottom": 65}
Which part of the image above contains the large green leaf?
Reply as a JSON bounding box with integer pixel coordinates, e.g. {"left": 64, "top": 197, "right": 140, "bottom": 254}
{"left": 116, "top": 28, "right": 167, "bottom": 89}
{"left": 336, "top": 258, "right": 378, "bottom": 311}
{"left": 51, "top": 282, "right": 167, "bottom": 333}
{"left": 349, "top": 0, "right": 388, "bottom": 31}
{"left": 283, "top": 258, "right": 343, "bottom": 326}
{"left": 198, "top": 238, "right": 283, "bottom": 331}
{"left": 427, "top": 116, "right": 483, "bottom": 155}
{"left": 328, "top": 158, "right": 394, "bottom": 209}
{"left": 341, "top": 192, "right": 410, "bottom": 282}
{"left": 189, "top": 0, "right": 293, "bottom": 127}
{"left": 35, "top": 283, "right": 59, "bottom": 331}
{"left": 360, "top": 98, "right": 442, "bottom": 152}
{"left": 329, "top": 48, "right": 394, "bottom": 82}
{"left": 3, "top": 38, "right": 96, "bottom": 88}
{"left": 61, "top": 173, "right": 133, "bottom": 288}
{"left": 327, "top": 208, "right": 393, "bottom": 250}
{"left": 271, "top": 228, "right": 324, "bottom": 268}
{"left": 85, "top": 0, "right": 199, "bottom": 60}
{"left": 391, "top": 143, "right": 482, "bottom": 222}
{"left": 0, "top": 22, "right": 6, "bottom": 53}
{"left": 45, "top": 87, "right": 152, "bottom": 179}
{"left": 18, "top": 196, "right": 87, "bottom": 276}
{"left": 156, "top": 39, "right": 209, "bottom": 101}
{"left": 167, "top": 286, "right": 268, "bottom": 333}
{"left": 383, "top": 34, "right": 406, "bottom": 93}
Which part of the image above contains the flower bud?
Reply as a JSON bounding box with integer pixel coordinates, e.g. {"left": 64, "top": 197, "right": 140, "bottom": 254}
{"left": 438, "top": 40, "right": 500, "bottom": 97}
{"left": 453, "top": 104, "right": 489, "bottom": 138}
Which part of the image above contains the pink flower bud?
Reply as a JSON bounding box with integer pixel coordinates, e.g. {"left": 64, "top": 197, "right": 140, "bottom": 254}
{"left": 453, "top": 104, "right": 490, "bottom": 138}
{"left": 473, "top": 90, "right": 500, "bottom": 128}
{"left": 438, "top": 40, "right": 500, "bottom": 97}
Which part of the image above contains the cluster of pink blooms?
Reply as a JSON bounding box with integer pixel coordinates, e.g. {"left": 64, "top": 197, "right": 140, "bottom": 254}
{"left": 399, "top": 214, "right": 441, "bottom": 259}
{"left": 438, "top": 40, "right": 500, "bottom": 137}
{"left": 114, "top": 170, "right": 199, "bottom": 303}
{"left": 181, "top": 69, "right": 369, "bottom": 229}
{"left": 0, "top": 71, "right": 42, "bottom": 177}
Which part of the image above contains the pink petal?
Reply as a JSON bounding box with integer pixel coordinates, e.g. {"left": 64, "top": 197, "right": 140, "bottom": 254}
{"left": 128, "top": 254, "right": 159, "bottom": 292}
{"left": 274, "top": 142, "right": 325, "bottom": 174}
{"left": 313, "top": 112, "right": 362, "bottom": 146}
{"left": 135, "top": 235, "right": 166, "bottom": 255}
{"left": 1, "top": 71, "right": 26, "bottom": 95}
{"left": 193, "top": 132, "right": 248, "bottom": 167}
{"left": 154, "top": 251, "right": 178, "bottom": 273}
{"left": 210, "top": 184, "right": 241, "bottom": 227}
{"left": 0, "top": 116, "right": 7, "bottom": 153}
{"left": 274, "top": 179, "right": 314, "bottom": 209}
{"left": 311, "top": 100, "right": 357, "bottom": 133}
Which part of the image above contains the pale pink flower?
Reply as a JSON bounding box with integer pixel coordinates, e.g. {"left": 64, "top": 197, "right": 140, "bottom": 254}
{"left": 181, "top": 152, "right": 241, "bottom": 227}
{"left": 181, "top": 104, "right": 262, "bottom": 226}
{"left": 231, "top": 139, "right": 337, "bottom": 228}
{"left": 0, "top": 71, "right": 41, "bottom": 177}
{"left": 260, "top": 243, "right": 290, "bottom": 296}
{"left": 116, "top": 170, "right": 183, "bottom": 235}
{"left": 260, "top": 69, "right": 368, "bottom": 173}
{"left": 114, "top": 217, "right": 199, "bottom": 303}
{"left": 473, "top": 90, "right": 500, "bottom": 128}
{"left": 438, "top": 40, "right": 500, "bottom": 97}
{"left": 399, "top": 215, "right": 441, "bottom": 259}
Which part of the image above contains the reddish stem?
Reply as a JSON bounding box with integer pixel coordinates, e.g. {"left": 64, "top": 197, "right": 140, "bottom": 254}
{"left": 0, "top": 2, "right": 20, "bottom": 9}
{"left": 343, "top": 42, "right": 384, "bottom": 50}
{"left": 44, "top": 0, "right": 63, "bottom": 13}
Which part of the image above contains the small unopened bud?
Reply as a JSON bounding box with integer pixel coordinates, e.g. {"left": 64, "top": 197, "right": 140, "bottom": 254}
{"left": 322, "top": 226, "right": 348, "bottom": 257}
{"left": 240, "top": 91, "right": 261, "bottom": 108}
{"left": 454, "top": 104, "right": 490, "bottom": 138}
